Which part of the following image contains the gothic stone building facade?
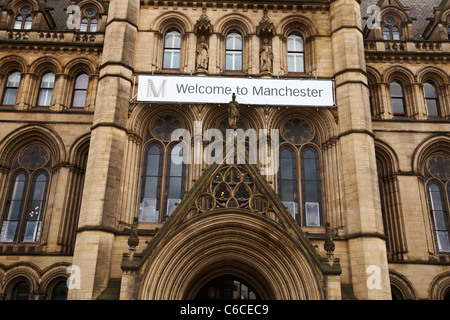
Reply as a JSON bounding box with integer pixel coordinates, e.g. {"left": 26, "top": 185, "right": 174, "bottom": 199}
{"left": 0, "top": 0, "right": 449, "bottom": 300}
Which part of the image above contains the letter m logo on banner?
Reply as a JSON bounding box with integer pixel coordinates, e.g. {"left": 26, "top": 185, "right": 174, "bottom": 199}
{"left": 147, "top": 79, "right": 167, "bottom": 98}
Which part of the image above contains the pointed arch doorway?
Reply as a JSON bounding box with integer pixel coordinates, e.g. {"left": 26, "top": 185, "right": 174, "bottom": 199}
{"left": 194, "top": 275, "right": 261, "bottom": 300}
{"left": 185, "top": 260, "right": 274, "bottom": 300}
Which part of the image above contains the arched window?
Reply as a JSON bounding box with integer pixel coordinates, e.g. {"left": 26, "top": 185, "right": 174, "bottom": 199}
{"left": 23, "top": 172, "right": 48, "bottom": 242}
{"left": 80, "top": 18, "right": 88, "bottom": 32}
{"left": 390, "top": 81, "right": 406, "bottom": 116}
{"left": 71, "top": 73, "right": 89, "bottom": 108}
{"left": 278, "top": 146, "right": 298, "bottom": 219}
{"left": 50, "top": 281, "right": 68, "bottom": 300}
{"left": 0, "top": 145, "right": 51, "bottom": 243}
{"left": 79, "top": 8, "right": 98, "bottom": 33}
{"left": 13, "top": 16, "right": 23, "bottom": 30}
{"left": 13, "top": 6, "right": 33, "bottom": 30}
{"left": 80, "top": 18, "right": 97, "bottom": 32}
{"left": 37, "top": 72, "right": 55, "bottom": 107}
{"left": 165, "top": 145, "right": 186, "bottom": 217}
{"left": 10, "top": 281, "right": 30, "bottom": 300}
{"left": 287, "top": 33, "right": 305, "bottom": 73}
{"left": 424, "top": 82, "right": 441, "bottom": 118}
{"left": 163, "top": 30, "right": 181, "bottom": 70}
{"left": 383, "top": 27, "right": 391, "bottom": 40}
{"left": 427, "top": 182, "right": 450, "bottom": 252}
{"left": 140, "top": 143, "right": 163, "bottom": 222}
{"left": 2, "top": 71, "right": 21, "bottom": 106}
{"left": 382, "top": 16, "right": 401, "bottom": 41}
{"left": 278, "top": 119, "right": 323, "bottom": 227}
{"left": 301, "top": 147, "right": 322, "bottom": 226}
{"left": 0, "top": 172, "right": 28, "bottom": 242}
{"left": 225, "top": 32, "right": 243, "bottom": 71}
{"left": 90, "top": 19, "right": 98, "bottom": 32}
{"left": 24, "top": 16, "right": 33, "bottom": 30}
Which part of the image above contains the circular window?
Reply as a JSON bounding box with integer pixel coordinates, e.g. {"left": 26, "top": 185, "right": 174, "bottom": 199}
{"left": 426, "top": 154, "right": 450, "bottom": 181}
{"left": 385, "top": 16, "right": 396, "bottom": 25}
{"left": 281, "top": 119, "right": 315, "bottom": 145}
{"left": 19, "top": 145, "right": 50, "bottom": 170}
{"left": 20, "top": 6, "right": 31, "bottom": 14}
{"left": 86, "top": 8, "right": 96, "bottom": 17}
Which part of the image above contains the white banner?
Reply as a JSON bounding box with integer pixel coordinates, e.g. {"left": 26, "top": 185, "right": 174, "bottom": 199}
{"left": 137, "top": 75, "right": 334, "bottom": 107}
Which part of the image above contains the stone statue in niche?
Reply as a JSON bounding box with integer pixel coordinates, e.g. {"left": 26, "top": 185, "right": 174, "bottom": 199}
{"left": 260, "top": 38, "right": 273, "bottom": 73}
{"left": 196, "top": 35, "right": 209, "bottom": 71}
{"left": 228, "top": 93, "right": 240, "bottom": 129}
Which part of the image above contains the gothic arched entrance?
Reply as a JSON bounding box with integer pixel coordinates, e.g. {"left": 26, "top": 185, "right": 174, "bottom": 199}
{"left": 194, "top": 275, "right": 261, "bottom": 300}
{"left": 120, "top": 163, "right": 342, "bottom": 300}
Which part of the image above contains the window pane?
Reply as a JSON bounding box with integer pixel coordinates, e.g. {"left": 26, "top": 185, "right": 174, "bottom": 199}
{"left": 163, "top": 49, "right": 180, "bottom": 69}
{"left": 226, "top": 52, "right": 234, "bottom": 70}
{"left": 80, "top": 18, "right": 88, "bottom": 32}
{"left": 226, "top": 33, "right": 242, "bottom": 50}
{"left": 6, "top": 174, "right": 27, "bottom": 219}
{"left": 51, "top": 281, "right": 68, "bottom": 300}
{"left": 41, "top": 73, "right": 55, "bottom": 89}
{"left": 4, "top": 71, "right": 21, "bottom": 105}
{"left": 38, "top": 73, "right": 55, "bottom": 106}
{"left": 38, "top": 89, "right": 53, "bottom": 106}
{"left": 281, "top": 180, "right": 294, "bottom": 201}
{"left": 428, "top": 182, "right": 450, "bottom": 252}
{"left": 3, "top": 89, "right": 18, "bottom": 106}
{"left": 140, "top": 144, "right": 162, "bottom": 222}
{"left": 165, "top": 31, "right": 181, "bottom": 49}
{"left": 390, "top": 82, "right": 405, "bottom": 115}
{"left": 0, "top": 172, "right": 28, "bottom": 242}
{"left": 301, "top": 148, "right": 321, "bottom": 226}
{"left": 287, "top": 34, "right": 305, "bottom": 73}
{"left": 278, "top": 147, "right": 297, "bottom": 205}
{"left": 166, "top": 147, "right": 185, "bottom": 215}
{"left": 0, "top": 221, "right": 18, "bottom": 242}
{"left": 89, "top": 19, "right": 98, "bottom": 32}
{"left": 424, "top": 83, "right": 440, "bottom": 117}
{"left": 7, "top": 71, "right": 21, "bottom": 88}
{"left": 288, "top": 34, "right": 303, "bottom": 52}
{"left": 24, "top": 16, "right": 32, "bottom": 30}
{"left": 23, "top": 173, "right": 48, "bottom": 242}
{"left": 14, "top": 16, "right": 23, "bottom": 30}
{"left": 74, "top": 73, "right": 89, "bottom": 90}
{"left": 424, "top": 83, "right": 437, "bottom": 98}
{"left": 383, "top": 27, "right": 391, "bottom": 40}
{"left": 426, "top": 99, "right": 439, "bottom": 117}
{"left": 390, "top": 82, "right": 403, "bottom": 97}
{"left": 72, "top": 91, "right": 87, "bottom": 108}
{"left": 11, "top": 281, "right": 30, "bottom": 300}
{"left": 392, "top": 98, "right": 405, "bottom": 115}
{"left": 436, "top": 231, "right": 450, "bottom": 252}
{"left": 234, "top": 52, "right": 242, "bottom": 71}
{"left": 72, "top": 74, "right": 89, "bottom": 108}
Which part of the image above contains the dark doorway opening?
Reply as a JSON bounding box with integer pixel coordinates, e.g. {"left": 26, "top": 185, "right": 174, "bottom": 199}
{"left": 195, "top": 275, "right": 261, "bottom": 300}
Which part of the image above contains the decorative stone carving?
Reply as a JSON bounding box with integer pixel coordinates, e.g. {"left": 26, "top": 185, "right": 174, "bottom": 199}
{"left": 228, "top": 93, "right": 240, "bottom": 129}
{"left": 196, "top": 35, "right": 209, "bottom": 71}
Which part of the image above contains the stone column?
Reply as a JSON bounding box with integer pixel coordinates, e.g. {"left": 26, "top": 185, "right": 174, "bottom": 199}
{"left": 376, "top": 83, "right": 392, "bottom": 119}
{"left": 68, "top": 0, "right": 139, "bottom": 300}
{"left": 410, "top": 82, "right": 427, "bottom": 120}
{"left": 330, "top": 0, "right": 391, "bottom": 299}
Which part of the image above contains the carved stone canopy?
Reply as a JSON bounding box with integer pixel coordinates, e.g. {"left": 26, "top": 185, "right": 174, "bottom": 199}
{"left": 194, "top": 7, "right": 213, "bottom": 36}
{"left": 256, "top": 9, "right": 275, "bottom": 38}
